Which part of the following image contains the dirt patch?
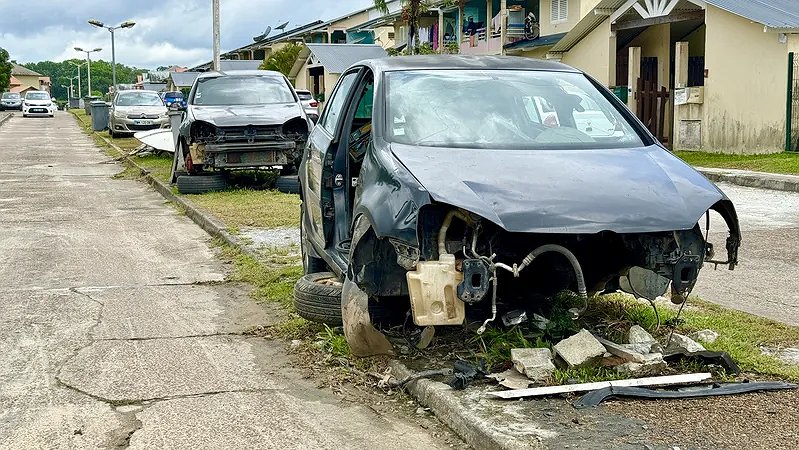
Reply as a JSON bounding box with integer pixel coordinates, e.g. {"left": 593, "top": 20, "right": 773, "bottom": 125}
{"left": 605, "top": 389, "right": 799, "bottom": 449}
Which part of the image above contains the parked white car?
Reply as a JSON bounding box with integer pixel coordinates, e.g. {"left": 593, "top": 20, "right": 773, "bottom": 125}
{"left": 22, "top": 91, "right": 55, "bottom": 118}
{"left": 295, "top": 89, "right": 319, "bottom": 122}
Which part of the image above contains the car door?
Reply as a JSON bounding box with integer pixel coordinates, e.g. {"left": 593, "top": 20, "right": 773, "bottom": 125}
{"left": 301, "top": 68, "right": 362, "bottom": 251}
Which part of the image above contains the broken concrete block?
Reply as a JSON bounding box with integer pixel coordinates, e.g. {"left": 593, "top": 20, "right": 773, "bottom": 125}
{"left": 667, "top": 333, "right": 706, "bottom": 353}
{"left": 629, "top": 325, "right": 656, "bottom": 345}
{"left": 488, "top": 369, "right": 534, "bottom": 390}
{"left": 616, "top": 353, "right": 667, "bottom": 375}
{"left": 597, "top": 337, "right": 646, "bottom": 363}
{"left": 622, "top": 343, "right": 654, "bottom": 355}
{"left": 511, "top": 348, "right": 555, "bottom": 381}
{"left": 553, "top": 329, "right": 606, "bottom": 368}
{"left": 689, "top": 329, "right": 719, "bottom": 344}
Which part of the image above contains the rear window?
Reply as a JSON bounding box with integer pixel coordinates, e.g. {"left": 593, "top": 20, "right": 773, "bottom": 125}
{"left": 165, "top": 92, "right": 183, "bottom": 99}
{"left": 192, "top": 75, "right": 295, "bottom": 106}
{"left": 297, "top": 92, "right": 313, "bottom": 101}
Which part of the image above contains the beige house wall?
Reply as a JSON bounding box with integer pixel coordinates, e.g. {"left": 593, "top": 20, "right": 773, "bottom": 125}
{"left": 519, "top": 46, "right": 551, "bottom": 59}
{"left": 627, "top": 23, "right": 671, "bottom": 89}
{"left": 701, "top": 5, "right": 788, "bottom": 153}
{"left": 540, "top": 0, "right": 583, "bottom": 37}
{"left": 561, "top": 18, "right": 613, "bottom": 85}
{"left": 14, "top": 74, "right": 41, "bottom": 90}
{"left": 294, "top": 63, "right": 309, "bottom": 89}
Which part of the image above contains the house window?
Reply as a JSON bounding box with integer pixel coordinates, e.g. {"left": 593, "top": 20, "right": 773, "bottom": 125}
{"left": 388, "top": 32, "right": 395, "bottom": 40}
{"left": 551, "top": 0, "right": 568, "bottom": 23}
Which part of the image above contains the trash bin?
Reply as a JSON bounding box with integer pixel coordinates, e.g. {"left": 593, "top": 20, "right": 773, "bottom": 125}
{"left": 90, "top": 101, "right": 109, "bottom": 131}
{"left": 612, "top": 86, "right": 628, "bottom": 104}
{"left": 69, "top": 97, "right": 80, "bottom": 109}
{"left": 84, "top": 96, "right": 100, "bottom": 115}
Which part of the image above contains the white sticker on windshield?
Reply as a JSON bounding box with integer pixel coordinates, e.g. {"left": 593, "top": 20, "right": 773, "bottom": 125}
{"left": 393, "top": 127, "right": 406, "bottom": 136}
{"left": 394, "top": 115, "right": 405, "bottom": 124}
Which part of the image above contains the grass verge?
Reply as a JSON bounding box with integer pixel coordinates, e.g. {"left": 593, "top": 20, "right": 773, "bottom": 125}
{"left": 187, "top": 189, "right": 300, "bottom": 229}
{"left": 676, "top": 151, "right": 799, "bottom": 175}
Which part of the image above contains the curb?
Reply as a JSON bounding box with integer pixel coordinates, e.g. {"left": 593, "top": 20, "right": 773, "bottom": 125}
{"left": 698, "top": 167, "right": 799, "bottom": 193}
{"left": 0, "top": 113, "right": 13, "bottom": 127}
{"left": 91, "top": 129, "right": 262, "bottom": 260}
{"left": 389, "top": 361, "right": 539, "bottom": 450}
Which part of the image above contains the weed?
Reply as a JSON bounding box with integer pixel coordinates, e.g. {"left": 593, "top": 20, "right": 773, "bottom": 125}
{"left": 187, "top": 189, "right": 300, "bottom": 229}
{"left": 217, "top": 242, "right": 303, "bottom": 310}
{"left": 471, "top": 327, "right": 546, "bottom": 370}
{"left": 676, "top": 151, "right": 799, "bottom": 175}
{"left": 112, "top": 166, "right": 142, "bottom": 180}
{"left": 316, "top": 324, "right": 350, "bottom": 357}
{"left": 550, "top": 366, "right": 625, "bottom": 384}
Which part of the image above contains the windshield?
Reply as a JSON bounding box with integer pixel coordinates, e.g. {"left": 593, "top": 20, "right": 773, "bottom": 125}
{"left": 192, "top": 75, "right": 295, "bottom": 106}
{"left": 386, "top": 70, "right": 645, "bottom": 150}
{"left": 2, "top": 93, "right": 20, "bottom": 99}
{"left": 116, "top": 92, "right": 163, "bottom": 106}
{"left": 26, "top": 92, "right": 50, "bottom": 101}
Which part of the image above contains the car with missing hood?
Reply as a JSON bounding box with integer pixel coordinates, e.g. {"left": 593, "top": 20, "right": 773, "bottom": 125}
{"left": 294, "top": 56, "right": 741, "bottom": 356}
{"left": 171, "top": 70, "right": 310, "bottom": 194}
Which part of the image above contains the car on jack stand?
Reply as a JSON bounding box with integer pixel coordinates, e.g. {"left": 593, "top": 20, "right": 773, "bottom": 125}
{"left": 294, "top": 56, "right": 741, "bottom": 357}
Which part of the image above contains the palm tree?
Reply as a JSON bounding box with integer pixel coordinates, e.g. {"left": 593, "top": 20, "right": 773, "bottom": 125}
{"left": 374, "top": 0, "right": 429, "bottom": 54}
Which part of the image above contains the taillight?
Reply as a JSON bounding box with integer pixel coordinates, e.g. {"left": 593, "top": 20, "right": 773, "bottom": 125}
{"left": 309, "top": 101, "right": 318, "bottom": 107}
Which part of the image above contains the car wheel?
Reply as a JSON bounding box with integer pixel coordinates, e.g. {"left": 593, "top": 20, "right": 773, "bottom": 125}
{"left": 294, "top": 272, "right": 344, "bottom": 325}
{"left": 275, "top": 175, "right": 300, "bottom": 194}
{"left": 176, "top": 173, "right": 227, "bottom": 194}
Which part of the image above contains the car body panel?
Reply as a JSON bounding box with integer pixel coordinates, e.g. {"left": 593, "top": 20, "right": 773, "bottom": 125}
{"left": 389, "top": 143, "right": 726, "bottom": 234}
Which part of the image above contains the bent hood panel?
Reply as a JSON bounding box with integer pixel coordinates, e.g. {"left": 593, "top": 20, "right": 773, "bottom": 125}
{"left": 190, "top": 104, "right": 303, "bottom": 127}
{"left": 390, "top": 144, "right": 726, "bottom": 234}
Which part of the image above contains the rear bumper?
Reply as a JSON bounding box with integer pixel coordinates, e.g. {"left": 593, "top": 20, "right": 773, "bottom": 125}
{"left": 205, "top": 141, "right": 296, "bottom": 169}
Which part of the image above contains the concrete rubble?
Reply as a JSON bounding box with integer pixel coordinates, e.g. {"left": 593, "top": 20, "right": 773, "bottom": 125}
{"left": 690, "top": 329, "right": 720, "bottom": 344}
{"left": 511, "top": 348, "right": 556, "bottom": 382}
{"left": 667, "top": 333, "right": 707, "bottom": 353}
{"left": 627, "top": 325, "right": 663, "bottom": 353}
{"left": 553, "top": 329, "right": 606, "bottom": 368}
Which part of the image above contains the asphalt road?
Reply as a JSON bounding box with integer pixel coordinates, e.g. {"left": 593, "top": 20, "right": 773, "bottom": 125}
{"left": 0, "top": 113, "right": 457, "bottom": 448}
{"left": 694, "top": 181, "right": 799, "bottom": 326}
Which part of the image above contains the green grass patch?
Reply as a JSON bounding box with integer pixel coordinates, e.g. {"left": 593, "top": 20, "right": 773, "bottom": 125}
{"left": 132, "top": 154, "right": 173, "bottom": 182}
{"left": 217, "top": 242, "right": 303, "bottom": 309}
{"left": 676, "top": 151, "right": 799, "bottom": 175}
{"left": 187, "top": 189, "right": 300, "bottom": 229}
{"left": 550, "top": 366, "right": 626, "bottom": 384}
{"left": 316, "top": 324, "right": 350, "bottom": 357}
{"left": 585, "top": 294, "right": 799, "bottom": 381}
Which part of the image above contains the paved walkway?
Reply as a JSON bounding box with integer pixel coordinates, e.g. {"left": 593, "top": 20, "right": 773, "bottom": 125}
{"left": 694, "top": 181, "right": 799, "bottom": 326}
{"left": 0, "top": 112, "right": 457, "bottom": 448}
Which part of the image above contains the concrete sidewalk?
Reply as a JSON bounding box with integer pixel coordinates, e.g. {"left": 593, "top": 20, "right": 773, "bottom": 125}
{"left": 698, "top": 166, "right": 799, "bottom": 193}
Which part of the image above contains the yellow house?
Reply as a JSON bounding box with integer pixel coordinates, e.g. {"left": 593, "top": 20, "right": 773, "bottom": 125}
{"left": 290, "top": 44, "right": 388, "bottom": 108}
{"left": 537, "top": 0, "right": 799, "bottom": 154}
{"left": 9, "top": 64, "right": 50, "bottom": 95}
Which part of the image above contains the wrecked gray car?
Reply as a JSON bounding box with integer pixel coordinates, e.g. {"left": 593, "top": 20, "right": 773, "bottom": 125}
{"left": 171, "top": 70, "right": 310, "bottom": 193}
{"left": 295, "top": 56, "right": 740, "bottom": 355}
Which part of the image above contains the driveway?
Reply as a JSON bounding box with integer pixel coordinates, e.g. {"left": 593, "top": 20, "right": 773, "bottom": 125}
{"left": 0, "top": 112, "right": 459, "bottom": 448}
{"left": 694, "top": 182, "right": 799, "bottom": 325}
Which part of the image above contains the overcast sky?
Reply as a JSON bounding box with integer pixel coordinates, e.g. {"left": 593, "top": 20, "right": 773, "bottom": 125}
{"left": 0, "top": 0, "right": 374, "bottom": 69}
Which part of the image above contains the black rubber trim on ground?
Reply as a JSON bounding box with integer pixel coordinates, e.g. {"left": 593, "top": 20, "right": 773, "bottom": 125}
{"left": 275, "top": 175, "right": 300, "bottom": 194}
{"left": 294, "top": 272, "right": 344, "bottom": 326}
{"left": 176, "top": 174, "right": 227, "bottom": 194}
{"left": 573, "top": 382, "right": 797, "bottom": 409}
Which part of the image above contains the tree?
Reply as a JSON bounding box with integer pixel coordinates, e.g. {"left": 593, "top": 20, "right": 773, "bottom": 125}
{"left": 0, "top": 48, "right": 12, "bottom": 93}
{"left": 23, "top": 59, "right": 145, "bottom": 100}
{"left": 259, "top": 43, "right": 303, "bottom": 77}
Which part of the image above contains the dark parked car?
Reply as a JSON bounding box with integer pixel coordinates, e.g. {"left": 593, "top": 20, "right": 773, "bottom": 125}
{"left": 1, "top": 92, "right": 23, "bottom": 111}
{"left": 295, "top": 56, "right": 741, "bottom": 353}
{"left": 172, "top": 70, "right": 310, "bottom": 193}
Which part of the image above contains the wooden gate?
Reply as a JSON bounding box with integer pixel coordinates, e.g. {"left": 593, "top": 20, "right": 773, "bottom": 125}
{"left": 635, "top": 78, "right": 670, "bottom": 145}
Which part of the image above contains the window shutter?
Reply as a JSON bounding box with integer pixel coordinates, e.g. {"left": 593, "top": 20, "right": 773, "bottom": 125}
{"left": 550, "top": 0, "right": 558, "bottom": 22}
{"left": 560, "top": 0, "right": 568, "bottom": 21}
{"left": 551, "top": 0, "right": 568, "bottom": 22}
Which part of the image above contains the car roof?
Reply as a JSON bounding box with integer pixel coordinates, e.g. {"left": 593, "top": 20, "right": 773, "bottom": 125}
{"left": 118, "top": 90, "right": 160, "bottom": 94}
{"left": 196, "top": 69, "right": 284, "bottom": 79}
{"left": 357, "top": 55, "right": 580, "bottom": 73}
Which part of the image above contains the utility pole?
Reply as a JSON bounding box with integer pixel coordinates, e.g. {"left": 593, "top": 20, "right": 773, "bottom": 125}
{"left": 74, "top": 48, "right": 101, "bottom": 96}
{"left": 70, "top": 62, "right": 83, "bottom": 98}
{"left": 212, "top": 0, "right": 221, "bottom": 71}
{"left": 88, "top": 19, "right": 136, "bottom": 93}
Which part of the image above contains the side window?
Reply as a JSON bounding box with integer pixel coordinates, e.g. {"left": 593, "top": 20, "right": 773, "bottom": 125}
{"left": 320, "top": 71, "right": 359, "bottom": 135}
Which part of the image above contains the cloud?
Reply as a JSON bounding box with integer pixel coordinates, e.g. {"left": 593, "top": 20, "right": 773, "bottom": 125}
{"left": 0, "top": 0, "right": 374, "bottom": 68}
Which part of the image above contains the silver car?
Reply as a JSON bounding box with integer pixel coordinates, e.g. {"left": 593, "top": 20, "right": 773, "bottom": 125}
{"left": 295, "top": 89, "right": 319, "bottom": 123}
{"left": 1, "top": 92, "right": 22, "bottom": 111}
{"left": 109, "top": 90, "right": 169, "bottom": 138}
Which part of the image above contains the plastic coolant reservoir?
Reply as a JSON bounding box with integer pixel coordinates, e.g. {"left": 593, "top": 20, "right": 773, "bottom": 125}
{"left": 406, "top": 254, "right": 466, "bottom": 326}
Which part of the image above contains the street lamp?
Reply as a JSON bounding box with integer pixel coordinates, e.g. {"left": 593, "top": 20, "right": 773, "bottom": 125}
{"left": 69, "top": 61, "right": 85, "bottom": 97}
{"left": 88, "top": 19, "right": 136, "bottom": 93}
{"left": 61, "top": 84, "right": 71, "bottom": 99}
{"left": 74, "top": 47, "right": 102, "bottom": 96}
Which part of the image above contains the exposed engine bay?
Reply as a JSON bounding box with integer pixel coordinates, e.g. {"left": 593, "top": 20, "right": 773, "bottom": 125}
{"left": 400, "top": 204, "right": 740, "bottom": 331}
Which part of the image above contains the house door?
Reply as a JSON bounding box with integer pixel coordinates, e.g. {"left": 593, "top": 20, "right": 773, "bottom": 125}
{"left": 788, "top": 52, "right": 799, "bottom": 151}
{"left": 635, "top": 57, "right": 670, "bottom": 145}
